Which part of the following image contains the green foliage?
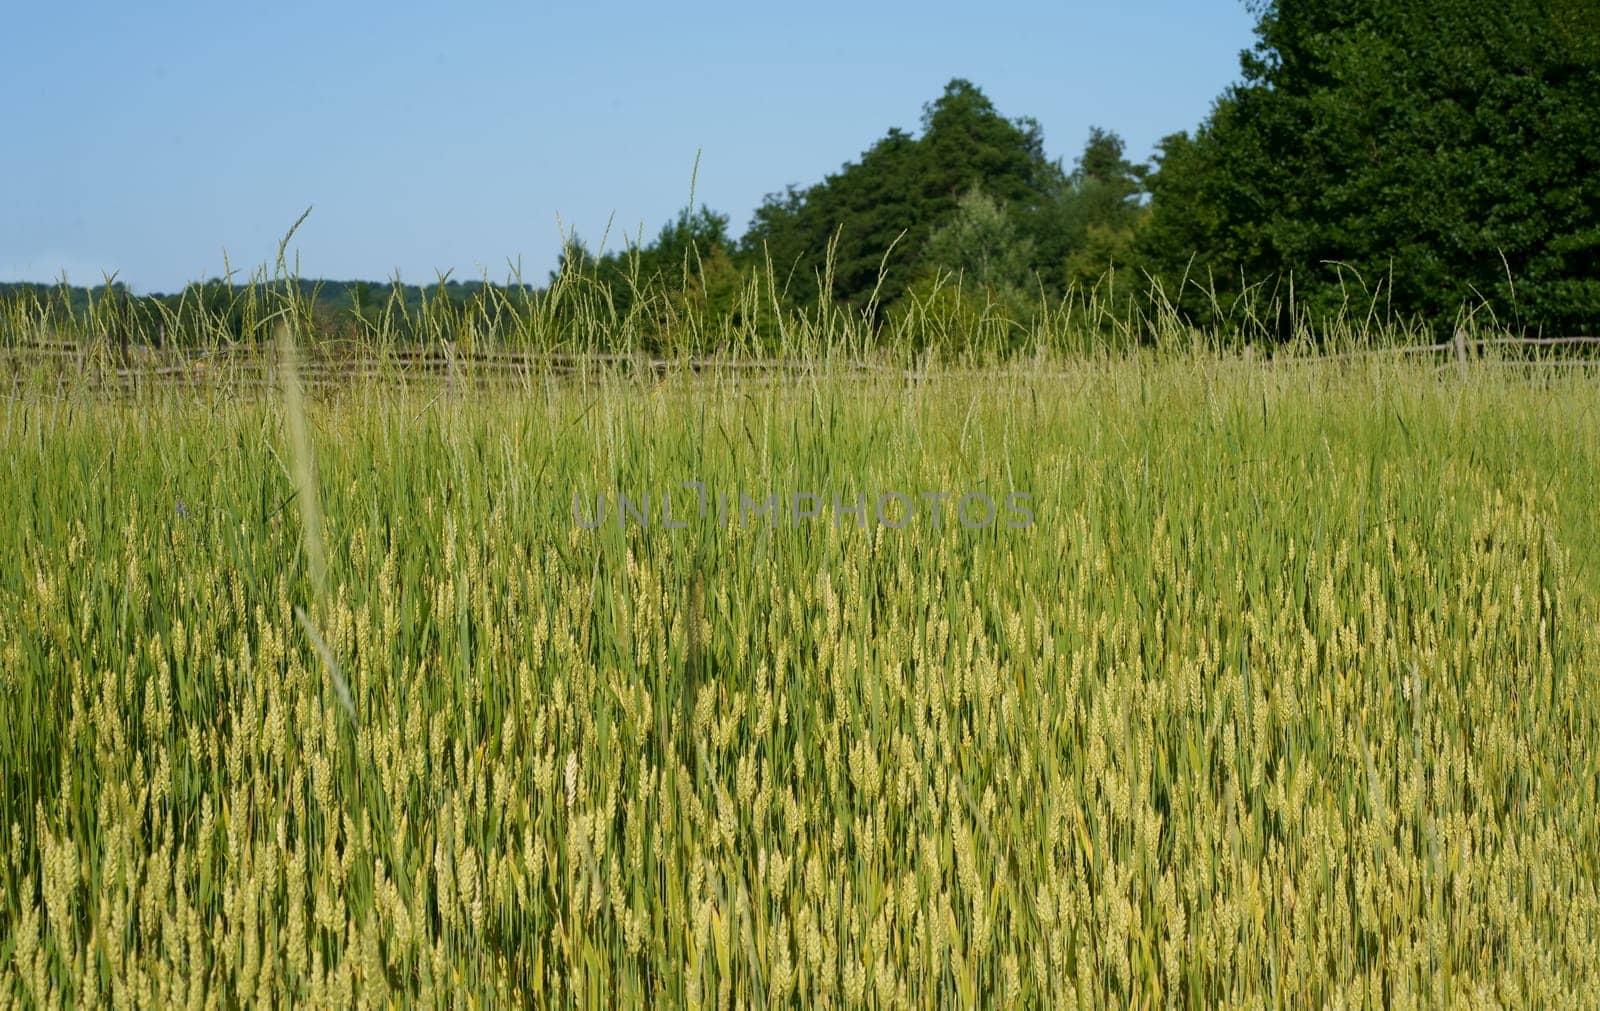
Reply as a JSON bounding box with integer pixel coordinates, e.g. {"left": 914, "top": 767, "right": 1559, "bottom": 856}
{"left": 744, "top": 127, "right": 928, "bottom": 311}
{"left": 0, "top": 281, "right": 156, "bottom": 348}
{"left": 888, "top": 272, "right": 1033, "bottom": 357}
{"left": 1143, "top": 0, "right": 1600, "bottom": 334}
{"left": 739, "top": 111, "right": 1154, "bottom": 329}
{"left": 1038, "top": 128, "right": 1152, "bottom": 295}
{"left": 1063, "top": 223, "right": 1146, "bottom": 296}
{"left": 899, "top": 188, "right": 1042, "bottom": 351}
{"left": 18, "top": 24, "right": 1600, "bottom": 348}
{"left": 924, "top": 187, "right": 1036, "bottom": 295}
{"left": 552, "top": 206, "right": 755, "bottom": 352}
{"left": 743, "top": 80, "right": 1061, "bottom": 313}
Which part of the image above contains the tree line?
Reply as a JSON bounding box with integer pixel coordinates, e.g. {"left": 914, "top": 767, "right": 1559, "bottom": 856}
{"left": 8, "top": 1, "right": 1597, "bottom": 346}
{"left": 560, "top": 0, "right": 1598, "bottom": 339}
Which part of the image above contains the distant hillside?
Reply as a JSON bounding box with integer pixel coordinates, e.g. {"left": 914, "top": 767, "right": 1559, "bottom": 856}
{"left": 0, "top": 278, "right": 550, "bottom": 345}
{"left": 1, "top": 278, "right": 538, "bottom": 313}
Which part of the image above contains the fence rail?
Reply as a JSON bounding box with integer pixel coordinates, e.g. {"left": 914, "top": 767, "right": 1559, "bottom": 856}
{"left": 0, "top": 342, "right": 935, "bottom": 392}
{"left": 4, "top": 331, "right": 1599, "bottom": 391}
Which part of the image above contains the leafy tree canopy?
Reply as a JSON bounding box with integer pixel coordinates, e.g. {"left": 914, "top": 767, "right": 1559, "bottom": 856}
{"left": 1143, "top": 0, "right": 1600, "bottom": 333}
{"left": 741, "top": 79, "right": 1062, "bottom": 312}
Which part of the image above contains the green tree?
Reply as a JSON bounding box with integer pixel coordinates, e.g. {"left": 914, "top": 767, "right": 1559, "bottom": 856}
{"left": 1035, "top": 127, "right": 1151, "bottom": 292}
{"left": 550, "top": 205, "right": 748, "bottom": 352}
{"left": 744, "top": 127, "right": 928, "bottom": 312}
{"left": 897, "top": 187, "right": 1039, "bottom": 354}
{"left": 742, "top": 79, "right": 1061, "bottom": 314}
{"left": 924, "top": 187, "right": 1035, "bottom": 294}
{"left": 1143, "top": 0, "right": 1600, "bottom": 334}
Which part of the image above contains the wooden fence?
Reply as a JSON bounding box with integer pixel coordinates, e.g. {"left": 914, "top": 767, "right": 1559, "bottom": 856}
{"left": 4, "top": 331, "right": 1599, "bottom": 392}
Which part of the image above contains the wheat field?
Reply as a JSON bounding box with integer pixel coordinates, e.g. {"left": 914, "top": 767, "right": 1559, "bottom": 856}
{"left": 3, "top": 345, "right": 1599, "bottom": 1007}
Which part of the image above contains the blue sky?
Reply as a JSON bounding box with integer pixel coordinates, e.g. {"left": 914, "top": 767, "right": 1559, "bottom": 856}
{"left": 3, "top": 1, "right": 1258, "bottom": 293}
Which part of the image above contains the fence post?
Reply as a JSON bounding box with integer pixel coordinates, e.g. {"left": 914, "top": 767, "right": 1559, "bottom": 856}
{"left": 1453, "top": 328, "right": 1468, "bottom": 378}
